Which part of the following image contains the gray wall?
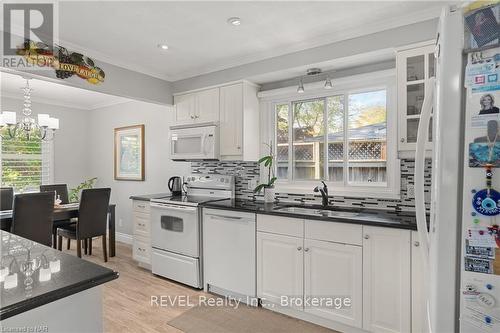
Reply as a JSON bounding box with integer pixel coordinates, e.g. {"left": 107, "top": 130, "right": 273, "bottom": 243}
{"left": 1, "top": 96, "right": 90, "bottom": 189}
{"left": 88, "top": 100, "right": 190, "bottom": 235}
{"left": 172, "top": 18, "right": 438, "bottom": 93}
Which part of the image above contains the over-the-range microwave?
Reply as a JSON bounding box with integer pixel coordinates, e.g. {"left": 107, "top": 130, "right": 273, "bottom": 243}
{"left": 170, "top": 124, "right": 220, "bottom": 161}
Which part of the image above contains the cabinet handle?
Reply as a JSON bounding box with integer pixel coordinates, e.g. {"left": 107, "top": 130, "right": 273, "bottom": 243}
{"left": 297, "top": 246, "right": 302, "bottom": 251}
{"left": 304, "top": 248, "right": 309, "bottom": 252}
{"left": 414, "top": 241, "right": 420, "bottom": 247}
{"left": 364, "top": 234, "right": 370, "bottom": 239}
{"left": 400, "top": 138, "right": 405, "bottom": 143}
{"left": 191, "top": 115, "right": 195, "bottom": 119}
{"left": 237, "top": 146, "right": 241, "bottom": 150}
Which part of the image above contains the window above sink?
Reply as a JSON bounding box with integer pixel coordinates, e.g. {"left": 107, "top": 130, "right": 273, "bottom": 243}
{"left": 259, "top": 70, "right": 400, "bottom": 199}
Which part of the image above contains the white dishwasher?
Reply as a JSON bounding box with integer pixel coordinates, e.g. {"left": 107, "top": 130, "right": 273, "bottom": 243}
{"left": 202, "top": 208, "right": 256, "bottom": 304}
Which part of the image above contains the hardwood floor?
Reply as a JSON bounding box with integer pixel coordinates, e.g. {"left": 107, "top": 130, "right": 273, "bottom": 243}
{"left": 61, "top": 239, "right": 205, "bottom": 333}
{"left": 61, "top": 239, "right": 335, "bottom": 333}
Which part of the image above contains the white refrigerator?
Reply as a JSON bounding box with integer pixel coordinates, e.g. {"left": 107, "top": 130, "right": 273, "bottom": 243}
{"left": 415, "top": 3, "right": 500, "bottom": 333}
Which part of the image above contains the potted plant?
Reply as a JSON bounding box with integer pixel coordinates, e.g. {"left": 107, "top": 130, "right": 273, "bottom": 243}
{"left": 69, "top": 177, "right": 97, "bottom": 203}
{"left": 254, "top": 142, "right": 277, "bottom": 202}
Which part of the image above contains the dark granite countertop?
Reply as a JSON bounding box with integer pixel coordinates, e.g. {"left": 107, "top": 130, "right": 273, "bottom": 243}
{"left": 129, "top": 193, "right": 171, "bottom": 201}
{"left": 0, "top": 231, "right": 118, "bottom": 320}
{"left": 201, "top": 199, "right": 422, "bottom": 230}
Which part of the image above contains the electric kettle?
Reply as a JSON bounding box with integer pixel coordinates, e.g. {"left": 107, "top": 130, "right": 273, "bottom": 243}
{"left": 168, "top": 176, "right": 183, "bottom": 196}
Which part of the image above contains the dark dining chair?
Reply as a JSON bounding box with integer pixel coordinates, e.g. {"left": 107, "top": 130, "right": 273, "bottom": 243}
{"left": 11, "top": 192, "right": 54, "bottom": 246}
{"left": 57, "top": 188, "right": 111, "bottom": 262}
{"left": 0, "top": 187, "right": 14, "bottom": 211}
{"left": 40, "top": 184, "right": 74, "bottom": 249}
{"left": 40, "top": 184, "right": 69, "bottom": 203}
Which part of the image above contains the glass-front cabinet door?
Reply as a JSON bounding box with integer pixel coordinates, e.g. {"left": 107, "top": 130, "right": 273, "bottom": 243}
{"left": 397, "top": 43, "right": 435, "bottom": 152}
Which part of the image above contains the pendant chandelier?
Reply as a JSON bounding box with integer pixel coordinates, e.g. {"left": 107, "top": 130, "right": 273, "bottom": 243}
{"left": 0, "top": 78, "right": 59, "bottom": 141}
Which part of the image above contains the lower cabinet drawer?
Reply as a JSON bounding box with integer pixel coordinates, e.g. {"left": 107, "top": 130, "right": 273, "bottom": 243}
{"left": 133, "top": 212, "right": 150, "bottom": 238}
{"left": 133, "top": 237, "right": 151, "bottom": 264}
{"left": 133, "top": 200, "right": 150, "bottom": 213}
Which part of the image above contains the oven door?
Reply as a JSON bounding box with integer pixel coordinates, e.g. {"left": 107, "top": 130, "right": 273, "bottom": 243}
{"left": 170, "top": 125, "right": 219, "bottom": 160}
{"left": 150, "top": 202, "right": 199, "bottom": 257}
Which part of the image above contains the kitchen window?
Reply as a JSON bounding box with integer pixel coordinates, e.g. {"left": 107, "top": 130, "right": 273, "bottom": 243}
{"left": 0, "top": 135, "right": 53, "bottom": 193}
{"left": 265, "top": 70, "right": 399, "bottom": 198}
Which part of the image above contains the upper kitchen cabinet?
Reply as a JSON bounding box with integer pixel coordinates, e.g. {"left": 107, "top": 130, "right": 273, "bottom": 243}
{"left": 173, "top": 87, "right": 220, "bottom": 125}
{"left": 172, "top": 81, "right": 259, "bottom": 161}
{"left": 219, "top": 82, "right": 260, "bottom": 161}
{"left": 397, "top": 43, "right": 435, "bottom": 152}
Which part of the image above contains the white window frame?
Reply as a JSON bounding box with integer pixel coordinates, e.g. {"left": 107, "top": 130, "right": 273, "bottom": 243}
{"left": 259, "top": 69, "right": 400, "bottom": 199}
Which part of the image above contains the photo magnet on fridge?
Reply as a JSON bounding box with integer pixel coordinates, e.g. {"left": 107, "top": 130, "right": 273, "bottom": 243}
{"left": 469, "top": 142, "right": 500, "bottom": 167}
{"left": 470, "top": 119, "right": 500, "bottom": 166}
{"left": 464, "top": 257, "right": 494, "bottom": 274}
{"left": 464, "top": 4, "right": 499, "bottom": 49}
{"left": 470, "top": 92, "right": 500, "bottom": 127}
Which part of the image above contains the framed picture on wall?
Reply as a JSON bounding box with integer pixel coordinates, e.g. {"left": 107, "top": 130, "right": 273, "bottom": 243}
{"left": 114, "top": 124, "right": 145, "bottom": 181}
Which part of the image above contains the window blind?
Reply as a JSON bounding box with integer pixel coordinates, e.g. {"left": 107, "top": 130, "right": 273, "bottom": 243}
{"left": 0, "top": 137, "right": 52, "bottom": 192}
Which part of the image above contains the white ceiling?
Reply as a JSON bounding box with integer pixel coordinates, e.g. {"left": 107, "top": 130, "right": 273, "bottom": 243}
{"left": 0, "top": 71, "right": 131, "bottom": 110}
{"left": 58, "top": 1, "right": 449, "bottom": 82}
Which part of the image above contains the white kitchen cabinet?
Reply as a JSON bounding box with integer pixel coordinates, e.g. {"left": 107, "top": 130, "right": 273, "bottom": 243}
{"left": 362, "top": 226, "right": 411, "bottom": 333}
{"left": 397, "top": 43, "right": 435, "bottom": 152}
{"left": 174, "top": 93, "right": 196, "bottom": 125}
{"left": 411, "top": 231, "right": 427, "bottom": 333}
{"left": 195, "top": 88, "right": 220, "bottom": 123}
{"left": 304, "top": 239, "right": 363, "bottom": 328}
{"left": 257, "top": 231, "right": 303, "bottom": 309}
{"left": 132, "top": 200, "right": 151, "bottom": 268}
{"left": 219, "top": 82, "right": 260, "bottom": 160}
{"left": 173, "top": 88, "right": 219, "bottom": 125}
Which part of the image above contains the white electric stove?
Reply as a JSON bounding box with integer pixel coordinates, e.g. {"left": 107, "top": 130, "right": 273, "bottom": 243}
{"left": 150, "top": 174, "right": 234, "bottom": 288}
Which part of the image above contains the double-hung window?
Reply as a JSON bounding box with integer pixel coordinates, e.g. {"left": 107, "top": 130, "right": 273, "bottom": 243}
{"left": 267, "top": 71, "right": 399, "bottom": 198}
{"left": 0, "top": 135, "right": 53, "bottom": 193}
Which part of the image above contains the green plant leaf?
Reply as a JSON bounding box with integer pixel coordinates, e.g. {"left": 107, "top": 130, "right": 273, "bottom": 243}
{"left": 269, "top": 177, "right": 277, "bottom": 186}
{"left": 253, "top": 184, "right": 266, "bottom": 193}
{"left": 258, "top": 156, "right": 269, "bottom": 164}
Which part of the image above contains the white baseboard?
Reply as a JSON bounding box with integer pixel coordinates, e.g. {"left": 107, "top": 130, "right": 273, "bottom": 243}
{"left": 115, "top": 232, "right": 133, "bottom": 245}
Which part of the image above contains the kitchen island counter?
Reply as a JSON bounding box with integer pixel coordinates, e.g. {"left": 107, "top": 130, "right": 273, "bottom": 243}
{"left": 1, "top": 230, "right": 118, "bottom": 330}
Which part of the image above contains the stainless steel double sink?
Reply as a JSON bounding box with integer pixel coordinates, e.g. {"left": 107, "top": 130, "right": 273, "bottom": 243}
{"left": 273, "top": 206, "right": 361, "bottom": 218}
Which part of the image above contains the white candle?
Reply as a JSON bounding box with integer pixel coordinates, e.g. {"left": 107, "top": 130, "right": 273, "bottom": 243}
{"left": 0, "top": 266, "right": 9, "bottom": 282}
{"left": 4, "top": 273, "right": 18, "bottom": 289}
{"left": 49, "top": 259, "right": 60, "bottom": 273}
{"left": 39, "top": 267, "right": 52, "bottom": 282}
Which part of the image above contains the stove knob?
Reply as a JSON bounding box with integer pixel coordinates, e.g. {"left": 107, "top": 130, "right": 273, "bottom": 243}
{"left": 485, "top": 316, "right": 492, "bottom": 324}
{"left": 486, "top": 284, "right": 493, "bottom": 290}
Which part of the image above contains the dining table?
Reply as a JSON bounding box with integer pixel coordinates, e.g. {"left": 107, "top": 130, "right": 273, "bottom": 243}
{"left": 0, "top": 203, "right": 116, "bottom": 257}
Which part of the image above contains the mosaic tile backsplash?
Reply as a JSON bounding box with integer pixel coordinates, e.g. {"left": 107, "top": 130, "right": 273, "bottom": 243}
{"left": 191, "top": 159, "right": 432, "bottom": 212}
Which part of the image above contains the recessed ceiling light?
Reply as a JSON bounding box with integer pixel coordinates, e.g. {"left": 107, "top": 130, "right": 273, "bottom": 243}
{"left": 157, "top": 44, "right": 169, "bottom": 50}
{"left": 227, "top": 17, "right": 241, "bottom": 26}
